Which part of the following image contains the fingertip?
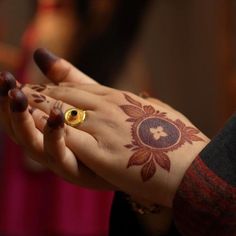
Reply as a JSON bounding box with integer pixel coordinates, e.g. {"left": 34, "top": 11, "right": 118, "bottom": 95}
{"left": 0, "top": 71, "right": 17, "bottom": 96}
{"left": 47, "top": 107, "right": 64, "bottom": 129}
{"left": 44, "top": 108, "right": 66, "bottom": 162}
{"left": 8, "top": 88, "right": 28, "bottom": 112}
{"left": 33, "top": 48, "right": 59, "bottom": 75}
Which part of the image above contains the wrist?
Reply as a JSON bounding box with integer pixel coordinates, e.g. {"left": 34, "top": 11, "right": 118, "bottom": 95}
{"left": 132, "top": 132, "right": 210, "bottom": 208}
{"left": 164, "top": 135, "right": 210, "bottom": 207}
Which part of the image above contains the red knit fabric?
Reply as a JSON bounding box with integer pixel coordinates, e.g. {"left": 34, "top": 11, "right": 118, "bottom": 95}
{"left": 173, "top": 156, "right": 236, "bottom": 236}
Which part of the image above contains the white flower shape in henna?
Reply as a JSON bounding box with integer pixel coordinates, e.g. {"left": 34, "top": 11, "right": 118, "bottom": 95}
{"left": 150, "top": 126, "right": 168, "bottom": 140}
{"left": 120, "top": 94, "right": 204, "bottom": 182}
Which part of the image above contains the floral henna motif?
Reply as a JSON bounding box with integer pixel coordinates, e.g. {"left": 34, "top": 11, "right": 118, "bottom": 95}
{"left": 120, "top": 94, "right": 204, "bottom": 182}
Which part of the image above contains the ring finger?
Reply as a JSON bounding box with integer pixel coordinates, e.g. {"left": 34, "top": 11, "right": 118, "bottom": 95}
{"left": 22, "top": 85, "right": 98, "bottom": 134}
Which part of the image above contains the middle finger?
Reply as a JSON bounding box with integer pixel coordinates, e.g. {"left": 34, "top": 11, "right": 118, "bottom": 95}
{"left": 24, "top": 84, "right": 101, "bottom": 110}
{"left": 22, "top": 85, "right": 97, "bottom": 134}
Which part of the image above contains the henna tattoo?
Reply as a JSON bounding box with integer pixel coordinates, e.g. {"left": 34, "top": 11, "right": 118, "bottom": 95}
{"left": 47, "top": 108, "right": 64, "bottom": 129}
{"left": 34, "top": 48, "right": 59, "bottom": 75}
{"left": 9, "top": 88, "right": 28, "bottom": 112}
{"left": 30, "top": 84, "right": 47, "bottom": 92}
{"left": 0, "top": 72, "right": 16, "bottom": 96}
{"left": 120, "top": 94, "right": 204, "bottom": 182}
{"left": 53, "top": 100, "right": 63, "bottom": 110}
{"left": 31, "top": 93, "right": 47, "bottom": 103}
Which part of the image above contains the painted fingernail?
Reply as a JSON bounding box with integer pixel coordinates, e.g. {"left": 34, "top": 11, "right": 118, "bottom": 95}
{"left": 0, "top": 72, "right": 17, "bottom": 96}
{"left": 8, "top": 88, "right": 28, "bottom": 112}
{"left": 47, "top": 107, "right": 64, "bottom": 129}
{"left": 33, "top": 48, "right": 59, "bottom": 75}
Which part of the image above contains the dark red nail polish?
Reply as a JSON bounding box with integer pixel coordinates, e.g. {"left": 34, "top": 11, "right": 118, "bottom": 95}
{"left": 9, "top": 88, "right": 28, "bottom": 112}
{"left": 0, "top": 72, "right": 17, "bottom": 96}
{"left": 33, "top": 48, "right": 59, "bottom": 75}
{"left": 47, "top": 107, "right": 64, "bottom": 129}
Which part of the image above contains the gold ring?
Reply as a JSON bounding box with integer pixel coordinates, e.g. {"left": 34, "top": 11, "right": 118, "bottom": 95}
{"left": 64, "top": 108, "right": 86, "bottom": 127}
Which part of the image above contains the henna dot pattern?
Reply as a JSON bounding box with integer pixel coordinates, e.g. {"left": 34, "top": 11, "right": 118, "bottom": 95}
{"left": 120, "top": 94, "right": 204, "bottom": 182}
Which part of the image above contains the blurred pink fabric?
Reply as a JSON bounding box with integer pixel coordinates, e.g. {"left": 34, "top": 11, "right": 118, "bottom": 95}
{"left": 0, "top": 138, "right": 113, "bottom": 236}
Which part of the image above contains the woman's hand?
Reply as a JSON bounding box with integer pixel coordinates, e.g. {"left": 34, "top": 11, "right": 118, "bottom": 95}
{"left": 20, "top": 79, "right": 209, "bottom": 207}
{"left": 0, "top": 70, "right": 116, "bottom": 190}
{"left": 0, "top": 49, "right": 209, "bottom": 207}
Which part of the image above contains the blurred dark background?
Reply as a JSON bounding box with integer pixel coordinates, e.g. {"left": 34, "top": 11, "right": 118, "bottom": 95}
{"left": 1, "top": 0, "right": 236, "bottom": 136}
{"left": 0, "top": 0, "right": 236, "bottom": 235}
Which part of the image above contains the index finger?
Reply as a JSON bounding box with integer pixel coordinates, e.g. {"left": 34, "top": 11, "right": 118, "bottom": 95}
{"left": 33, "top": 48, "right": 97, "bottom": 85}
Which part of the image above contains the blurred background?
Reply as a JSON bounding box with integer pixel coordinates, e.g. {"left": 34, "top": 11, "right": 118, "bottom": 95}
{"left": 1, "top": 0, "right": 236, "bottom": 135}
{"left": 0, "top": 0, "right": 236, "bottom": 235}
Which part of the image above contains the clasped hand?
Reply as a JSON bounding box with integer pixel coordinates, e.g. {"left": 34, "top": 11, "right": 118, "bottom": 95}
{"left": 0, "top": 49, "right": 209, "bottom": 207}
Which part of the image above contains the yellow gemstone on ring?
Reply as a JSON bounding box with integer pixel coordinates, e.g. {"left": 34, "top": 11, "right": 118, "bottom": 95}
{"left": 64, "top": 108, "right": 86, "bottom": 127}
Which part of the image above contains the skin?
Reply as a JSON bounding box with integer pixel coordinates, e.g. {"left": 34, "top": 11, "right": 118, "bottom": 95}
{"left": 0, "top": 51, "right": 210, "bottom": 208}
{"left": 0, "top": 64, "right": 115, "bottom": 190}
{"left": 0, "top": 54, "right": 175, "bottom": 234}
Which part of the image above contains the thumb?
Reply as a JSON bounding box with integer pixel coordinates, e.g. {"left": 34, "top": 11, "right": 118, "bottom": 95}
{"left": 33, "top": 48, "right": 97, "bottom": 85}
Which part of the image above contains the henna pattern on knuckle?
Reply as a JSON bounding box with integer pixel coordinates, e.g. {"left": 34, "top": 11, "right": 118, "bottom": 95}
{"left": 30, "top": 84, "right": 47, "bottom": 92}
{"left": 120, "top": 94, "right": 204, "bottom": 182}
{"left": 31, "top": 93, "right": 47, "bottom": 103}
{"left": 53, "top": 100, "right": 63, "bottom": 110}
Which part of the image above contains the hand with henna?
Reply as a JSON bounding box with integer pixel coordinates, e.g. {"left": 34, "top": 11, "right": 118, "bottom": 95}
{"left": 0, "top": 49, "right": 209, "bottom": 208}
{"left": 0, "top": 56, "right": 115, "bottom": 190}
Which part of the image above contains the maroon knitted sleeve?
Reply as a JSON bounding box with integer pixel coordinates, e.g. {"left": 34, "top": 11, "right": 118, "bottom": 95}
{"left": 173, "top": 114, "right": 236, "bottom": 236}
